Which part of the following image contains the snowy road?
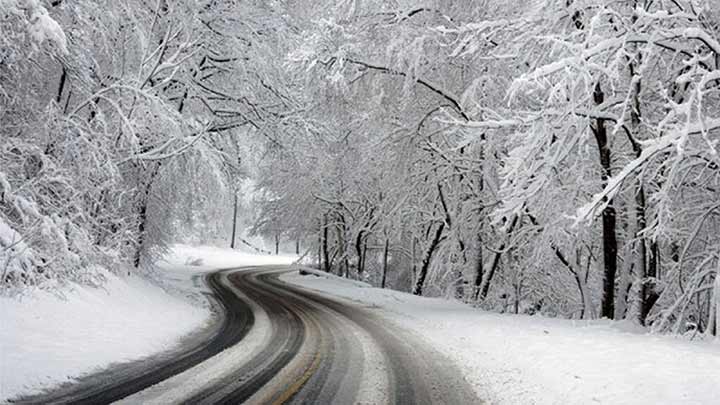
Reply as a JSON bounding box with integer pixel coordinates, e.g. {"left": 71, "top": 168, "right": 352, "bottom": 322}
{"left": 20, "top": 266, "right": 478, "bottom": 404}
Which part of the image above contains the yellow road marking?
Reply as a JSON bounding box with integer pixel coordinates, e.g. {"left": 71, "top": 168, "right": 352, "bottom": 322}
{"left": 271, "top": 348, "right": 323, "bottom": 405}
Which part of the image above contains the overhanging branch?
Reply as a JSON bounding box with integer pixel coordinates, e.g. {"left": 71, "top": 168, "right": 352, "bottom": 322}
{"left": 343, "top": 57, "right": 469, "bottom": 121}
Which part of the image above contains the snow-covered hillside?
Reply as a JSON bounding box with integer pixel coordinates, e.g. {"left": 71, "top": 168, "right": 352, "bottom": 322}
{"left": 0, "top": 268, "right": 208, "bottom": 401}
{"left": 283, "top": 268, "right": 720, "bottom": 405}
{"left": 0, "top": 245, "right": 295, "bottom": 402}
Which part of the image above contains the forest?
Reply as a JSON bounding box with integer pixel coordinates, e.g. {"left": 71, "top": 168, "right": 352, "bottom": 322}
{"left": 2, "top": 0, "right": 719, "bottom": 337}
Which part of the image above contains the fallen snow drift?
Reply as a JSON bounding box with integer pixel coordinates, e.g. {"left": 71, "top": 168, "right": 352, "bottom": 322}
{"left": 282, "top": 268, "right": 720, "bottom": 405}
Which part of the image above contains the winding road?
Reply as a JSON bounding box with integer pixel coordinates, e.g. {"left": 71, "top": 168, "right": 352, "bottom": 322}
{"left": 18, "top": 266, "right": 479, "bottom": 404}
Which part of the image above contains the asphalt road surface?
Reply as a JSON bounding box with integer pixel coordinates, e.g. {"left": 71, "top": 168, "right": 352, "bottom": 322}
{"left": 16, "top": 266, "right": 480, "bottom": 404}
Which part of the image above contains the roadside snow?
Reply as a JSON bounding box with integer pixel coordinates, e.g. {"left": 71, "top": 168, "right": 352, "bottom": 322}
{"left": 166, "top": 244, "right": 297, "bottom": 272}
{"left": 116, "top": 273, "right": 274, "bottom": 405}
{"left": 282, "top": 268, "right": 720, "bottom": 405}
{"left": 0, "top": 268, "right": 209, "bottom": 402}
{"left": 0, "top": 244, "right": 296, "bottom": 402}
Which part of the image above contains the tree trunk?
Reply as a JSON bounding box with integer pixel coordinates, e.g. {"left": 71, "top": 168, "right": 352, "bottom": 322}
{"left": 574, "top": 271, "right": 587, "bottom": 319}
{"left": 478, "top": 215, "right": 519, "bottom": 301}
{"left": 411, "top": 236, "right": 417, "bottom": 284}
{"left": 473, "top": 232, "right": 484, "bottom": 301}
{"left": 635, "top": 184, "right": 648, "bottom": 280}
{"left": 712, "top": 273, "right": 719, "bottom": 336}
{"left": 576, "top": 248, "right": 595, "bottom": 319}
{"left": 362, "top": 242, "right": 368, "bottom": 280}
{"left": 412, "top": 221, "right": 445, "bottom": 296}
{"left": 355, "top": 230, "right": 365, "bottom": 277}
{"left": 454, "top": 239, "right": 467, "bottom": 300}
{"left": 318, "top": 226, "right": 323, "bottom": 270}
{"left": 56, "top": 65, "right": 67, "bottom": 104}
{"left": 322, "top": 215, "right": 331, "bottom": 273}
{"left": 637, "top": 185, "right": 660, "bottom": 324}
{"left": 514, "top": 268, "right": 522, "bottom": 314}
{"left": 337, "top": 214, "right": 349, "bottom": 277}
{"left": 624, "top": 55, "right": 659, "bottom": 324}
{"left": 133, "top": 163, "right": 161, "bottom": 269}
{"left": 133, "top": 200, "right": 149, "bottom": 269}
{"left": 381, "top": 236, "right": 390, "bottom": 289}
{"left": 230, "top": 192, "right": 238, "bottom": 249}
{"left": 593, "top": 83, "right": 618, "bottom": 319}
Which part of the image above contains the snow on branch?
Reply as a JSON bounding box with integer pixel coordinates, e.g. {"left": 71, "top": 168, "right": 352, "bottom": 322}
{"left": 2, "top": 0, "right": 68, "bottom": 54}
{"left": 342, "top": 58, "right": 469, "bottom": 121}
{"left": 443, "top": 118, "right": 524, "bottom": 129}
{"left": 574, "top": 118, "right": 720, "bottom": 226}
{"left": 680, "top": 28, "right": 720, "bottom": 56}
{"left": 511, "top": 37, "right": 624, "bottom": 89}
{"left": 117, "top": 131, "right": 210, "bottom": 164}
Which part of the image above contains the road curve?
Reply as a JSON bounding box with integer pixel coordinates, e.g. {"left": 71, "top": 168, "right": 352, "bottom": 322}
{"left": 16, "top": 266, "right": 480, "bottom": 404}
{"left": 13, "top": 272, "right": 256, "bottom": 405}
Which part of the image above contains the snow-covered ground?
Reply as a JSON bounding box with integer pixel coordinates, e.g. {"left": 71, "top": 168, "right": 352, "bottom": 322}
{"left": 165, "top": 243, "right": 297, "bottom": 271}
{"left": 5, "top": 244, "right": 716, "bottom": 405}
{"left": 0, "top": 244, "right": 295, "bottom": 402}
{"left": 282, "top": 268, "right": 720, "bottom": 405}
{"left": 0, "top": 268, "right": 209, "bottom": 402}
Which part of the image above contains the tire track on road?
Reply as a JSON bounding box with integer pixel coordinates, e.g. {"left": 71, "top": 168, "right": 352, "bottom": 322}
{"left": 14, "top": 272, "right": 254, "bottom": 405}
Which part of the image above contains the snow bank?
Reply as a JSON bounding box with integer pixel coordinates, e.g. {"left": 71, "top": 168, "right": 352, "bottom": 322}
{"left": 0, "top": 268, "right": 209, "bottom": 401}
{"left": 283, "top": 268, "right": 720, "bottom": 405}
